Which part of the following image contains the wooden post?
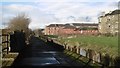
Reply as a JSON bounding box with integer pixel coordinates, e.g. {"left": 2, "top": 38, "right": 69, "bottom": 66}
{"left": 92, "top": 51, "right": 96, "bottom": 63}
{"left": 7, "top": 34, "right": 9, "bottom": 54}
{"left": 68, "top": 46, "right": 71, "bottom": 51}
{"left": 65, "top": 45, "right": 68, "bottom": 50}
{"left": 76, "top": 46, "right": 80, "bottom": 54}
{"left": 64, "top": 44, "right": 66, "bottom": 49}
{"left": 74, "top": 46, "right": 77, "bottom": 53}
{"left": 103, "top": 54, "right": 110, "bottom": 67}
{"left": 70, "top": 46, "right": 73, "bottom": 51}
{"left": 95, "top": 52, "right": 101, "bottom": 63}
{"left": 88, "top": 49, "right": 93, "bottom": 59}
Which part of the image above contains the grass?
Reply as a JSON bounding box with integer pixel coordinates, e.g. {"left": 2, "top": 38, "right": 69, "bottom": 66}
{"left": 58, "top": 35, "right": 118, "bottom": 57}
{"left": 45, "top": 35, "right": 58, "bottom": 38}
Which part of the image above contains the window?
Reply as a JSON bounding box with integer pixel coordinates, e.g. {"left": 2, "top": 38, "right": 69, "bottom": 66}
{"left": 108, "top": 24, "right": 111, "bottom": 28}
{"left": 107, "top": 19, "right": 110, "bottom": 21}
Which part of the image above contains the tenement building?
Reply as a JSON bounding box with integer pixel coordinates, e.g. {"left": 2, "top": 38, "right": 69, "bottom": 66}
{"left": 98, "top": 10, "right": 120, "bottom": 35}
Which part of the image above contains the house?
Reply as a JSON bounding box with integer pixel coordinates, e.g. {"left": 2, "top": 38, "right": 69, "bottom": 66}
{"left": 98, "top": 10, "right": 120, "bottom": 35}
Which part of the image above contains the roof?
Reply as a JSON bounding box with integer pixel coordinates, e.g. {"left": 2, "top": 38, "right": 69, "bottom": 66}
{"left": 72, "top": 23, "right": 98, "bottom": 26}
{"left": 100, "top": 10, "right": 120, "bottom": 17}
{"left": 46, "top": 23, "right": 98, "bottom": 28}
{"left": 110, "top": 10, "right": 120, "bottom": 15}
{"left": 64, "top": 24, "right": 71, "bottom": 26}
{"left": 63, "top": 25, "right": 76, "bottom": 29}
{"left": 47, "top": 24, "right": 64, "bottom": 27}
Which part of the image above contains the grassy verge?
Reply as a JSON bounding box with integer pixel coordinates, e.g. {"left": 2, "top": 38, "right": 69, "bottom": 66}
{"left": 45, "top": 35, "right": 58, "bottom": 38}
{"left": 58, "top": 35, "right": 118, "bottom": 57}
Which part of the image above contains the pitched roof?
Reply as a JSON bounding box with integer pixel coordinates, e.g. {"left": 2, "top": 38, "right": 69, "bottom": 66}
{"left": 46, "top": 23, "right": 98, "bottom": 28}
{"left": 47, "top": 24, "right": 64, "bottom": 27}
{"left": 110, "top": 10, "right": 120, "bottom": 15}
{"left": 63, "top": 25, "right": 76, "bottom": 29}
{"left": 105, "top": 10, "right": 120, "bottom": 16}
{"left": 72, "top": 23, "right": 98, "bottom": 26}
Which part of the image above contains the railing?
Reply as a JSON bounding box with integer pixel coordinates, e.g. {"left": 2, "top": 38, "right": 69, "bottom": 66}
{"left": 1, "top": 34, "right": 10, "bottom": 54}
{"left": 1, "top": 31, "right": 26, "bottom": 67}
{"left": 0, "top": 34, "right": 2, "bottom": 68}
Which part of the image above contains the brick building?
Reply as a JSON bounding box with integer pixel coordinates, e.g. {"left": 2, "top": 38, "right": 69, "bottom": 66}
{"left": 45, "top": 24, "right": 64, "bottom": 35}
{"left": 45, "top": 23, "right": 98, "bottom": 35}
{"left": 61, "top": 25, "right": 77, "bottom": 35}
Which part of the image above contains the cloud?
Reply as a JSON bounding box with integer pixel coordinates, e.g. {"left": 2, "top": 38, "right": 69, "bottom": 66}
{"left": 1, "top": 1, "right": 119, "bottom": 29}
{"left": 2, "top": 0, "right": 120, "bottom": 2}
{"left": 2, "top": 3, "right": 55, "bottom": 29}
{"left": 39, "top": 2, "right": 118, "bottom": 22}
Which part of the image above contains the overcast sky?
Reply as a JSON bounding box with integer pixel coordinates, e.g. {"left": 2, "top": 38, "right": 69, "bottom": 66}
{"left": 0, "top": 0, "right": 119, "bottom": 29}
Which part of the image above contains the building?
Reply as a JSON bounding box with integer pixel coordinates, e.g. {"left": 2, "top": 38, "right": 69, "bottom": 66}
{"left": 61, "top": 24, "right": 77, "bottom": 35}
{"left": 44, "top": 24, "right": 64, "bottom": 35}
{"left": 98, "top": 10, "right": 120, "bottom": 35}
{"left": 71, "top": 23, "right": 98, "bottom": 29}
{"left": 45, "top": 23, "right": 98, "bottom": 35}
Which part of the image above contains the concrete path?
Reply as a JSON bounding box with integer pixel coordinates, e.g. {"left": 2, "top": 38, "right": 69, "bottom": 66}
{"left": 11, "top": 37, "right": 86, "bottom": 68}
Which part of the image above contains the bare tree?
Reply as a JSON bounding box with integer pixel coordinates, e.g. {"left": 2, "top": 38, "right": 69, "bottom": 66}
{"left": 8, "top": 13, "right": 30, "bottom": 31}
{"left": 8, "top": 13, "right": 31, "bottom": 39}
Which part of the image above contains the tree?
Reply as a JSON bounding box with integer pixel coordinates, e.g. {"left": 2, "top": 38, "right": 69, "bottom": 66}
{"left": 8, "top": 14, "right": 30, "bottom": 31}
{"left": 8, "top": 13, "right": 31, "bottom": 39}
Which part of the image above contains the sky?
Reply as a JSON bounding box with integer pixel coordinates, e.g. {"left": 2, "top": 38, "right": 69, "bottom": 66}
{"left": 0, "top": 0, "right": 119, "bottom": 30}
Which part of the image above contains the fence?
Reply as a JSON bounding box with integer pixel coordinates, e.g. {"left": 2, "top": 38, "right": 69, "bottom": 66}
{"left": 1, "top": 34, "right": 10, "bottom": 54}
{"left": 65, "top": 45, "right": 120, "bottom": 67}
{"left": 1, "top": 30, "right": 26, "bottom": 67}
{"left": 51, "top": 39, "right": 119, "bottom": 67}
{"left": 0, "top": 33, "right": 2, "bottom": 68}
{"left": 1, "top": 31, "right": 26, "bottom": 53}
{"left": 31, "top": 35, "right": 120, "bottom": 67}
